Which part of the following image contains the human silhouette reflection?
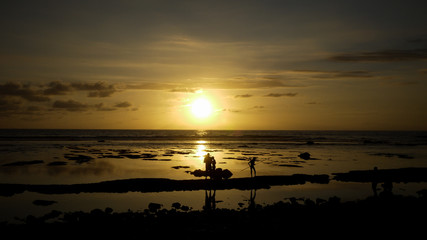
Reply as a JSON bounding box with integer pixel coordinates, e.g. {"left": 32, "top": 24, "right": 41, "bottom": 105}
{"left": 372, "top": 166, "right": 379, "bottom": 197}
{"left": 372, "top": 166, "right": 394, "bottom": 198}
{"left": 204, "top": 189, "right": 216, "bottom": 211}
{"left": 380, "top": 179, "right": 393, "bottom": 198}
{"left": 248, "top": 188, "right": 256, "bottom": 211}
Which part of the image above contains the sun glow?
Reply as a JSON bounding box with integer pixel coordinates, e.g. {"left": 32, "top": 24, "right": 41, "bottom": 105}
{"left": 191, "top": 98, "right": 213, "bottom": 119}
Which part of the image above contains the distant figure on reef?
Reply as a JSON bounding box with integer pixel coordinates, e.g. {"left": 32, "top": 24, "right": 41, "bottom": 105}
{"left": 248, "top": 157, "right": 257, "bottom": 177}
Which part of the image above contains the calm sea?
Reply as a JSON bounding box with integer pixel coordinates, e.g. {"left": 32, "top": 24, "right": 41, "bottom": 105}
{"left": 1, "top": 129, "right": 426, "bottom": 145}
{"left": 1, "top": 129, "right": 427, "bottom": 222}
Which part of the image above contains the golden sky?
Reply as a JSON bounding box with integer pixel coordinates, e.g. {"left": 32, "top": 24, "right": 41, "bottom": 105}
{"left": 1, "top": 1, "right": 427, "bottom": 130}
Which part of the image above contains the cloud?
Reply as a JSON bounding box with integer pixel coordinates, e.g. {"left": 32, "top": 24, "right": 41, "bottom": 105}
{"left": 252, "top": 105, "right": 265, "bottom": 108}
{"left": 52, "top": 100, "right": 89, "bottom": 112}
{"left": 169, "top": 88, "right": 201, "bottom": 93}
{"left": 330, "top": 49, "right": 427, "bottom": 62}
{"left": 26, "top": 106, "right": 44, "bottom": 112}
{"left": 43, "top": 81, "right": 72, "bottom": 95}
{"left": 224, "top": 108, "right": 241, "bottom": 113}
{"left": 234, "top": 94, "right": 253, "bottom": 98}
{"left": 125, "top": 82, "right": 177, "bottom": 90}
{"left": 0, "top": 82, "right": 50, "bottom": 102}
{"left": 52, "top": 100, "right": 134, "bottom": 112}
{"left": 0, "top": 97, "right": 22, "bottom": 112}
{"left": 288, "top": 70, "right": 375, "bottom": 79}
{"left": 114, "top": 101, "right": 132, "bottom": 108}
{"left": 264, "top": 93, "right": 298, "bottom": 97}
{"left": 1, "top": 81, "right": 119, "bottom": 101}
{"left": 71, "top": 82, "right": 118, "bottom": 97}
{"left": 94, "top": 103, "right": 116, "bottom": 111}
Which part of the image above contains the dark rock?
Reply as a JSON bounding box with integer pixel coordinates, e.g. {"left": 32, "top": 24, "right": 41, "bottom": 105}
{"left": 32, "top": 200, "right": 57, "bottom": 206}
{"left": 171, "top": 166, "right": 190, "bottom": 169}
{"left": 190, "top": 168, "right": 233, "bottom": 180}
{"left": 47, "top": 161, "right": 67, "bottom": 166}
{"left": 298, "top": 152, "right": 311, "bottom": 160}
{"left": 333, "top": 167, "right": 427, "bottom": 183}
{"left": 64, "top": 154, "right": 94, "bottom": 164}
{"left": 278, "top": 164, "right": 303, "bottom": 168}
{"left": 172, "top": 202, "right": 181, "bottom": 209}
{"left": 148, "top": 202, "right": 162, "bottom": 212}
{"left": 105, "top": 207, "right": 113, "bottom": 214}
{"left": 2, "top": 160, "right": 44, "bottom": 166}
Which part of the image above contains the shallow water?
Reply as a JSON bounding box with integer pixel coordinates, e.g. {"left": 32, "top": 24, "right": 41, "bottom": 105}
{"left": 1, "top": 130, "right": 427, "bottom": 222}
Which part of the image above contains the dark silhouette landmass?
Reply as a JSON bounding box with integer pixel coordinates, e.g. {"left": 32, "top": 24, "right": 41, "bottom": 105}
{"left": 2, "top": 160, "right": 44, "bottom": 166}
{"left": 0, "top": 174, "right": 329, "bottom": 196}
{"left": 333, "top": 167, "right": 427, "bottom": 182}
{"left": 2, "top": 192, "right": 426, "bottom": 238}
{"left": 2, "top": 167, "right": 427, "bottom": 197}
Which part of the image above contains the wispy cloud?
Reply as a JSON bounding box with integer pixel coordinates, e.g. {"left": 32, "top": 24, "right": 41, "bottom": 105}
{"left": 114, "top": 101, "right": 132, "bottom": 108}
{"left": 286, "top": 70, "right": 375, "bottom": 79}
{"left": 51, "top": 99, "right": 134, "bottom": 112}
{"left": 264, "top": 93, "right": 298, "bottom": 97}
{"left": 43, "top": 81, "right": 72, "bottom": 95}
{"left": 1, "top": 81, "right": 120, "bottom": 102}
{"left": 234, "top": 94, "right": 253, "bottom": 98}
{"left": 70, "top": 82, "right": 118, "bottom": 97}
{"left": 0, "top": 82, "right": 50, "bottom": 102}
{"left": 169, "top": 88, "right": 201, "bottom": 93}
{"left": 330, "top": 49, "right": 427, "bottom": 62}
{"left": 52, "top": 100, "right": 89, "bottom": 112}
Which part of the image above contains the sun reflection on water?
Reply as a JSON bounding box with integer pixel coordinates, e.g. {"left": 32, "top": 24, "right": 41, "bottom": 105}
{"left": 195, "top": 141, "right": 207, "bottom": 164}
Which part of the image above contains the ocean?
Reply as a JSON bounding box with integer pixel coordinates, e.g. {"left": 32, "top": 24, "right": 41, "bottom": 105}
{"left": 1, "top": 129, "right": 427, "bottom": 223}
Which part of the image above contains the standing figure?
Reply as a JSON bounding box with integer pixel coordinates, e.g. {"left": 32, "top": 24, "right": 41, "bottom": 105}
{"left": 204, "top": 153, "right": 212, "bottom": 174}
{"left": 248, "top": 157, "right": 257, "bottom": 177}
{"left": 211, "top": 156, "right": 216, "bottom": 171}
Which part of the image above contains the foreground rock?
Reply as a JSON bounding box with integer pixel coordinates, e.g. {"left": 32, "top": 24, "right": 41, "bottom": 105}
{"left": 2, "top": 192, "right": 427, "bottom": 238}
{"left": 333, "top": 167, "right": 427, "bottom": 183}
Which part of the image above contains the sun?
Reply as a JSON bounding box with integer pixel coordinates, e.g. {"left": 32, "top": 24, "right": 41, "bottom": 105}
{"left": 191, "top": 98, "right": 213, "bottom": 119}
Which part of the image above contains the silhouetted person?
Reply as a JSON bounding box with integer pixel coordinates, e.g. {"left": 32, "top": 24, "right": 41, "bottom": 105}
{"left": 248, "top": 157, "right": 256, "bottom": 177}
{"left": 211, "top": 156, "right": 216, "bottom": 171}
{"left": 372, "top": 166, "right": 379, "bottom": 197}
{"left": 204, "top": 153, "right": 212, "bottom": 176}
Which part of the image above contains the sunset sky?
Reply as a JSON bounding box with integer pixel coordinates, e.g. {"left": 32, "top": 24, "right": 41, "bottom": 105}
{"left": 1, "top": 0, "right": 427, "bottom": 130}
